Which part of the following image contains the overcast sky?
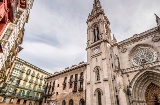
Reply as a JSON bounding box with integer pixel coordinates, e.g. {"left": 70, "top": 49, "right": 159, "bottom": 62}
{"left": 18, "top": 0, "right": 160, "bottom": 73}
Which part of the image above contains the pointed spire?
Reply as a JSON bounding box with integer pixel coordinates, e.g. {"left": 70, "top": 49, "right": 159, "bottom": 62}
{"left": 87, "top": 0, "right": 105, "bottom": 23}
{"left": 112, "top": 34, "right": 117, "bottom": 44}
{"left": 93, "top": 0, "right": 102, "bottom": 8}
{"left": 155, "top": 13, "right": 160, "bottom": 26}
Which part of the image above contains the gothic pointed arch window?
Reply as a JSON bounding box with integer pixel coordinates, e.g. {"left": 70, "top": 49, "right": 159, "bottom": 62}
{"left": 62, "top": 100, "right": 66, "bottom": 105}
{"left": 93, "top": 24, "right": 100, "bottom": 42}
{"left": 94, "top": 67, "right": 100, "bottom": 81}
{"left": 97, "top": 90, "right": 102, "bottom": 105}
{"left": 69, "top": 99, "right": 74, "bottom": 105}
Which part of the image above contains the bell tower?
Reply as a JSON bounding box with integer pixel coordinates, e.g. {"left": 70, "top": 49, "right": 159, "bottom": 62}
{"left": 86, "top": 0, "right": 117, "bottom": 105}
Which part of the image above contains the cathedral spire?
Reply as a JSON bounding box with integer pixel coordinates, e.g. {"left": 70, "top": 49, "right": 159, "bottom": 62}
{"left": 87, "top": 0, "right": 105, "bottom": 23}
{"left": 93, "top": 0, "right": 102, "bottom": 8}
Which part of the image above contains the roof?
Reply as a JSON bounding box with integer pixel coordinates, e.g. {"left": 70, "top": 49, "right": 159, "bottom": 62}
{"left": 47, "top": 61, "right": 87, "bottom": 79}
{"left": 16, "top": 57, "right": 52, "bottom": 76}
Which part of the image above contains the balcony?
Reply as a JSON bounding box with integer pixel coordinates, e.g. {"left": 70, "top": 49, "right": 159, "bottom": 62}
{"left": 36, "top": 89, "right": 44, "bottom": 93}
{"left": 44, "top": 94, "right": 52, "bottom": 98}
{"left": 72, "top": 88, "right": 77, "bottom": 92}
{"left": 14, "top": 9, "right": 27, "bottom": 33}
{"left": 79, "top": 77, "right": 84, "bottom": 81}
{"left": 73, "top": 79, "right": 78, "bottom": 83}
{"left": 0, "top": 23, "right": 17, "bottom": 71}
{"left": 78, "top": 88, "right": 83, "bottom": 91}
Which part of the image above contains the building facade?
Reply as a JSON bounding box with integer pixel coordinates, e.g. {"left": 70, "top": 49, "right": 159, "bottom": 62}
{"left": 86, "top": 0, "right": 160, "bottom": 105}
{"left": 0, "top": 0, "right": 34, "bottom": 90}
{"left": 44, "top": 62, "right": 86, "bottom": 105}
{"left": 0, "top": 57, "right": 52, "bottom": 105}
{"left": 45, "top": 0, "right": 160, "bottom": 105}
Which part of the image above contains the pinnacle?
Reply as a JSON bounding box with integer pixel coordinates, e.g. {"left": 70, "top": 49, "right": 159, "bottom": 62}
{"left": 93, "top": 0, "right": 102, "bottom": 8}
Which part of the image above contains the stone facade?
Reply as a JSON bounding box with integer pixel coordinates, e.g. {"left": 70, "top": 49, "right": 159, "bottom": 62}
{"left": 86, "top": 0, "right": 160, "bottom": 105}
{"left": 44, "top": 62, "right": 86, "bottom": 105}
{"left": 45, "top": 0, "right": 160, "bottom": 105}
{"left": 0, "top": 57, "right": 52, "bottom": 105}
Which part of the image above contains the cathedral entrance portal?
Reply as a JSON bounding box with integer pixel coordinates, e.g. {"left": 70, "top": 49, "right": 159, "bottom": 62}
{"left": 131, "top": 71, "right": 160, "bottom": 105}
{"left": 145, "top": 83, "right": 160, "bottom": 105}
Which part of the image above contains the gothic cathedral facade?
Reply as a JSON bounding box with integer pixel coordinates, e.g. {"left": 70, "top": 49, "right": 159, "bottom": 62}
{"left": 86, "top": 0, "right": 160, "bottom": 105}
{"left": 44, "top": 0, "right": 160, "bottom": 105}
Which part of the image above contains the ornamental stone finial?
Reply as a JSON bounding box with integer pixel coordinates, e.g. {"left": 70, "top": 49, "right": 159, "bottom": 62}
{"left": 155, "top": 13, "right": 160, "bottom": 26}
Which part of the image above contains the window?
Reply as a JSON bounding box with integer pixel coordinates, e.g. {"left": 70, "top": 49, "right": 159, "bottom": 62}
{"left": 98, "top": 91, "right": 102, "bottom": 105}
{"left": 69, "top": 75, "right": 73, "bottom": 88}
{"left": 14, "top": 89, "right": 17, "bottom": 94}
{"left": 79, "top": 82, "right": 83, "bottom": 90}
{"left": 93, "top": 25, "right": 100, "bottom": 42}
{"left": 22, "top": 81, "right": 26, "bottom": 87}
{"left": 62, "top": 100, "right": 66, "bottom": 105}
{"left": 79, "top": 72, "right": 83, "bottom": 80}
{"left": 52, "top": 81, "right": 55, "bottom": 92}
{"left": 132, "top": 47, "right": 155, "bottom": 66}
{"left": 63, "top": 77, "right": 67, "bottom": 90}
{"left": 9, "top": 98, "right": 14, "bottom": 103}
{"left": 79, "top": 99, "right": 85, "bottom": 105}
{"left": 17, "top": 99, "right": 21, "bottom": 104}
{"left": 2, "top": 97, "right": 6, "bottom": 102}
{"left": 16, "top": 79, "right": 20, "bottom": 85}
{"left": 75, "top": 74, "right": 78, "bottom": 82}
{"left": 26, "top": 69, "right": 31, "bottom": 75}
{"left": 48, "top": 82, "right": 51, "bottom": 94}
{"left": 23, "top": 100, "right": 27, "bottom": 105}
{"left": 26, "top": 91, "right": 30, "bottom": 97}
{"left": 116, "top": 95, "right": 120, "bottom": 105}
{"left": 73, "top": 83, "right": 77, "bottom": 92}
{"left": 110, "top": 54, "right": 112, "bottom": 58}
{"left": 36, "top": 73, "right": 40, "bottom": 78}
{"left": 45, "top": 83, "right": 48, "bottom": 94}
{"left": 19, "top": 90, "right": 25, "bottom": 96}
{"left": 69, "top": 99, "right": 74, "bottom": 105}
{"left": 95, "top": 67, "right": 100, "bottom": 81}
{"left": 29, "top": 101, "right": 32, "bottom": 105}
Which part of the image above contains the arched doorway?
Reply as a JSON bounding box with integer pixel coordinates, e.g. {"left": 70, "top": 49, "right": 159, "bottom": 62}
{"left": 131, "top": 71, "right": 160, "bottom": 105}
{"left": 79, "top": 99, "right": 85, "bottom": 105}
{"left": 69, "top": 99, "right": 73, "bottom": 105}
{"left": 94, "top": 88, "right": 103, "bottom": 105}
{"left": 145, "top": 83, "right": 160, "bottom": 105}
{"left": 62, "top": 100, "right": 66, "bottom": 105}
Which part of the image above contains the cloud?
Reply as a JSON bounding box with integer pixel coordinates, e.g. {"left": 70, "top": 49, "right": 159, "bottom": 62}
{"left": 19, "top": 0, "right": 160, "bottom": 73}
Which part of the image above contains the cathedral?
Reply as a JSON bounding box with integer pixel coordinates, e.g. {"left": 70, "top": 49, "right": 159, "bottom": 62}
{"left": 44, "top": 0, "right": 160, "bottom": 105}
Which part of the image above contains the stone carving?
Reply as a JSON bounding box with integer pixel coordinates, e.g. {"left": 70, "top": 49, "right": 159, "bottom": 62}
{"left": 152, "top": 35, "right": 160, "bottom": 42}
{"left": 115, "top": 55, "right": 120, "bottom": 70}
{"left": 93, "top": 26, "right": 100, "bottom": 42}
{"left": 121, "top": 47, "right": 127, "bottom": 53}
